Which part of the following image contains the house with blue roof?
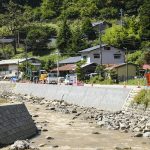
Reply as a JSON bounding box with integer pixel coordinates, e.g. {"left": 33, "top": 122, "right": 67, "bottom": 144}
{"left": 59, "top": 56, "right": 81, "bottom": 66}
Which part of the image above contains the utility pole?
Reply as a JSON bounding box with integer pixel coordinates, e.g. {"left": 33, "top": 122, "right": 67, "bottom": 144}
{"left": 17, "top": 31, "right": 20, "bottom": 48}
{"left": 99, "top": 25, "right": 102, "bottom": 66}
{"left": 56, "top": 49, "right": 60, "bottom": 84}
{"left": 120, "top": 8, "right": 123, "bottom": 27}
{"left": 25, "top": 39, "right": 28, "bottom": 75}
{"left": 98, "top": 24, "right": 102, "bottom": 78}
{"left": 124, "top": 47, "right": 128, "bottom": 83}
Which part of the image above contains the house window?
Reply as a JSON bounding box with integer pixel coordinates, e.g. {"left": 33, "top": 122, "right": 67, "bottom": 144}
{"left": 83, "top": 56, "right": 87, "bottom": 60}
{"left": 93, "top": 54, "right": 100, "bottom": 58}
{"left": 114, "top": 54, "right": 121, "bottom": 59}
{"left": 104, "top": 46, "right": 111, "bottom": 50}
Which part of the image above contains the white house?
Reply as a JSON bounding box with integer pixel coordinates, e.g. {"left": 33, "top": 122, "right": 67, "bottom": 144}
{"left": 0, "top": 58, "right": 41, "bottom": 76}
{"left": 79, "top": 44, "right": 125, "bottom": 65}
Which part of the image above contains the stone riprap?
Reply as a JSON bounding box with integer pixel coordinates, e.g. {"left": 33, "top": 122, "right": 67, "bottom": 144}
{"left": 4, "top": 92, "right": 150, "bottom": 139}
{"left": 0, "top": 104, "right": 37, "bottom": 146}
{"left": 13, "top": 83, "right": 131, "bottom": 111}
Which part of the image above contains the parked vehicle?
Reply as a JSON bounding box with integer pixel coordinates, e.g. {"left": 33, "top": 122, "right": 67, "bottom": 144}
{"left": 46, "top": 73, "right": 64, "bottom": 84}
{"left": 39, "top": 70, "right": 48, "bottom": 83}
{"left": 65, "top": 74, "right": 77, "bottom": 85}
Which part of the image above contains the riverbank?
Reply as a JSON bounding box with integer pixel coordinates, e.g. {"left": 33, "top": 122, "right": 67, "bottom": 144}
{"left": 0, "top": 91, "right": 150, "bottom": 149}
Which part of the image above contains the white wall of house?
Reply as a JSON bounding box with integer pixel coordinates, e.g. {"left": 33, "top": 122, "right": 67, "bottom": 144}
{"left": 9, "top": 64, "right": 18, "bottom": 72}
{"left": 81, "top": 46, "right": 125, "bottom": 64}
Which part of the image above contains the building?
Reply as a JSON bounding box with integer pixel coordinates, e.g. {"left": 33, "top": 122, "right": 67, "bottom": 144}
{"left": 106, "top": 63, "right": 137, "bottom": 81}
{"left": 0, "top": 58, "right": 41, "bottom": 76}
{"left": 92, "top": 21, "right": 112, "bottom": 33}
{"left": 59, "top": 56, "right": 81, "bottom": 66}
{"left": 51, "top": 63, "right": 97, "bottom": 77}
{"left": 79, "top": 44, "right": 125, "bottom": 65}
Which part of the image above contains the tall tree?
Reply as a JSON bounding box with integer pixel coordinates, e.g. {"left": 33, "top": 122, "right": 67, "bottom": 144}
{"left": 1, "top": 0, "right": 31, "bottom": 54}
{"left": 139, "top": 0, "right": 150, "bottom": 40}
{"left": 82, "top": 18, "right": 96, "bottom": 41}
{"left": 56, "top": 19, "right": 72, "bottom": 54}
{"left": 71, "top": 27, "right": 88, "bottom": 54}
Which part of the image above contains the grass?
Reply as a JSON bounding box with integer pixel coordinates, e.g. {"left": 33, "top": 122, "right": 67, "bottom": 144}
{"left": 119, "top": 78, "right": 146, "bottom": 86}
{"left": 0, "top": 99, "right": 7, "bottom": 105}
{"left": 134, "top": 89, "right": 150, "bottom": 107}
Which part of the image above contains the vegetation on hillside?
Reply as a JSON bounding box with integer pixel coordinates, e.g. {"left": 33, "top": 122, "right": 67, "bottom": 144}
{"left": 0, "top": 0, "right": 149, "bottom": 67}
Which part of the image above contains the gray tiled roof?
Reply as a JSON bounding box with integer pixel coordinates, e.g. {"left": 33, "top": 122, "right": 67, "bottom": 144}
{"left": 0, "top": 38, "right": 14, "bottom": 43}
{"left": 59, "top": 56, "right": 81, "bottom": 64}
{"left": 79, "top": 44, "right": 107, "bottom": 53}
{"left": 0, "top": 58, "right": 40, "bottom": 65}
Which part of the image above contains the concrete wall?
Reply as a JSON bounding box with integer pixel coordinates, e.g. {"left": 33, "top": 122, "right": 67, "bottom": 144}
{"left": 13, "top": 83, "right": 131, "bottom": 111}
{"left": 0, "top": 104, "right": 37, "bottom": 146}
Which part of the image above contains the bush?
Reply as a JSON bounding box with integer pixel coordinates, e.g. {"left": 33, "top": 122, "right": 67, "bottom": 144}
{"left": 134, "top": 89, "right": 150, "bottom": 107}
{"left": 89, "top": 75, "right": 104, "bottom": 84}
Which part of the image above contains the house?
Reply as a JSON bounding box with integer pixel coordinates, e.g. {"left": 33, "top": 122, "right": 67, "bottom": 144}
{"left": 51, "top": 63, "right": 97, "bottom": 77}
{"left": 51, "top": 64, "right": 76, "bottom": 76}
{"left": 0, "top": 58, "right": 41, "bottom": 76}
{"left": 79, "top": 44, "right": 125, "bottom": 65}
{"left": 105, "top": 63, "right": 137, "bottom": 81}
{"left": 59, "top": 56, "right": 81, "bottom": 66}
{"left": 92, "top": 21, "right": 112, "bottom": 33}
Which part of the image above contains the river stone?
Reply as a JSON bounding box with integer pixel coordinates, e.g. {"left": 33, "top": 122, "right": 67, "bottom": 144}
{"left": 146, "top": 122, "right": 150, "bottom": 130}
{"left": 114, "top": 144, "right": 131, "bottom": 150}
{"left": 143, "top": 132, "right": 150, "bottom": 138}
{"left": 97, "top": 121, "right": 105, "bottom": 127}
{"left": 133, "top": 132, "right": 143, "bottom": 137}
{"left": 9, "top": 140, "right": 30, "bottom": 150}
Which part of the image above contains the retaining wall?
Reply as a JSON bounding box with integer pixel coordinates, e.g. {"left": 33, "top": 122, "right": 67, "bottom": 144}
{"left": 13, "top": 83, "right": 131, "bottom": 111}
{"left": 0, "top": 104, "right": 37, "bottom": 146}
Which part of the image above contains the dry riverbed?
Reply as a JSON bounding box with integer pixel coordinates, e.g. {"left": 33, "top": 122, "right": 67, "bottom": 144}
{"left": 1, "top": 99, "right": 150, "bottom": 150}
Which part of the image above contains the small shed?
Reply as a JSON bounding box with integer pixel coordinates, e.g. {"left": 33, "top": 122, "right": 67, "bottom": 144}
{"left": 106, "top": 63, "right": 137, "bottom": 81}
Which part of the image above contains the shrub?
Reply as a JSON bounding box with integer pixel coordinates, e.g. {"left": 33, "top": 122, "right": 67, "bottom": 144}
{"left": 134, "top": 89, "right": 150, "bottom": 107}
{"left": 89, "top": 75, "right": 104, "bottom": 84}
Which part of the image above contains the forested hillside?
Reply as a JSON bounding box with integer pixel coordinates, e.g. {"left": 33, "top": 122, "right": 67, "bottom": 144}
{"left": 0, "top": 0, "right": 149, "bottom": 67}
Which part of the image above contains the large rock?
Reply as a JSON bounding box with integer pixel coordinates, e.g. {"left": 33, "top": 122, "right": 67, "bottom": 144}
{"left": 10, "top": 140, "right": 30, "bottom": 150}
{"left": 143, "top": 132, "right": 150, "bottom": 138}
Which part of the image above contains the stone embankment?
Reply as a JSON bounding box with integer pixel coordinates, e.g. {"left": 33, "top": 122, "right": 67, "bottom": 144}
{"left": 0, "top": 103, "right": 37, "bottom": 146}
{"left": 1, "top": 91, "right": 150, "bottom": 139}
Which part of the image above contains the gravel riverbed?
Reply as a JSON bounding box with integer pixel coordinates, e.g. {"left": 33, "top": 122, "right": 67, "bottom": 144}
{"left": 0, "top": 92, "right": 150, "bottom": 150}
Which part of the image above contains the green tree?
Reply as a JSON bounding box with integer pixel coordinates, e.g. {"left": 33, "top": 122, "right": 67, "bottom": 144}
{"left": 127, "top": 51, "right": 144, "bottom": 65}
{"left": 1, "top": 1, "right": 32, "bottom": 54}
{"left": 144, "top": 51, "right": 150, "bottom": 64}
{"left": 44, "top": 59, "right": 55, "bottom": 71}
{"left": 26, "top": 28, "right": 49, "bottom": 52}
{"left": 41, "top": 0, "right": 56, "bottom": 19}
{"left": 99, "top": 7, "right": 118, "bottom": 19}
{"left": 139, "top": 0, "right": 150, "bottom": 40}
{"left": 56, "top": 19, "right": 72, "bottom": 54}
{"left": 71, "top": 27, "right": 88, "bottom": 54}
{"left": 75, "top": 60, "right": 86, "bottom": 81}
{"left": 82, "top": 18, "right": 96, "bottom": 41}
{"left": 95, "top": 65, "right": 106, "bottom": 78}
{"left": 102, "top": 25, "right": 126, "bottom": 48}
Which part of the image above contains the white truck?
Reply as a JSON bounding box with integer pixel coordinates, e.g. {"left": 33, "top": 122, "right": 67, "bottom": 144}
{"left": 65, "top": 74, "right": 77, "bottom": 85}
{"left": 46, "top": 73, "right": 64, "bottom": 84}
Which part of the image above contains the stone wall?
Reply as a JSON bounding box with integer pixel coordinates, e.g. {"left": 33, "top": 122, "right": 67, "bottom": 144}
{"left": 0, "top": 104, "right": 37, "bottom": 146}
